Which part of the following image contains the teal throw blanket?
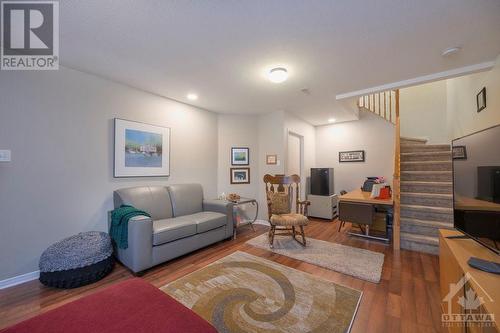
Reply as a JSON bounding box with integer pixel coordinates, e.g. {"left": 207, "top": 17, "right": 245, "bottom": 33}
{"left": 110, "top": 205, "right": 151, "bottom": 249}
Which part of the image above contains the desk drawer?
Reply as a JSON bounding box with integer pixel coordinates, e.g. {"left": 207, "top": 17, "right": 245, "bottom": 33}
{"left": 339, "top": 201, "right": 373, "bottom": 225}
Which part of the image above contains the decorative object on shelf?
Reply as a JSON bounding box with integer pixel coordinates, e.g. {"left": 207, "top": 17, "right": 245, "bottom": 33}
{"left": 114, "top": 118, "right": 170, "bottom": 177}
{"left": 266, "top": 154, "right": 277, "bottom": 165}
{"left": 476, "top": 87, "right": 486, "bottom": 113}
{"left": 231, "top": 147, "right": 249, "bottom": 165}
{"left": 227, "top": 193, "right": 241, "bottom": 202}
{"left": 339, "top": 150, "right": 365, "bottom": 162}
{"left": 452, "top": 145, "right": 467, "bottom": 160}
{"left": 230, "top": 167, "right": 250, "bottom": 184}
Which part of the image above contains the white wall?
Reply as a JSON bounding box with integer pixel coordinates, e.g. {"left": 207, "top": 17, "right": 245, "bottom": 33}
{"left": 0, "top": 67, "right": 218, "bottom": 280}
{"left": 257, "top": 111, "right": 286, "bottom": 219}
{"left": 446, "top": 54, "right": 500, "bottom": 140}
{"left": 217, "top": 114, "right": 259, "bottom": 198}
{"left": 315, "top": 111, "right": 395, "bottom": 193}
{"left": 400, "top": 80, "right": 449, "bottom": 144}
{"left": 285, "top": 113, "right": 316, "bottom": 197}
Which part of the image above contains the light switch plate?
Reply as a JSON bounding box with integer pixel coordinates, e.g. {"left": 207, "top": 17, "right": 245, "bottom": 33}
{"left": 0, "top": 150, "right": 11, "bottom": 162}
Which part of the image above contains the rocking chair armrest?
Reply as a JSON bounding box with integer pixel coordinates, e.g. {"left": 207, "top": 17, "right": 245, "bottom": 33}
{"left": 298, "top": 200, "right": 311, "bottom": 207}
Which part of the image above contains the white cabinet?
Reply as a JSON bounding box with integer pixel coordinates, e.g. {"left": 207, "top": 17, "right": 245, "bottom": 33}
{"left": 307, "top": 194, "right": 338, "bottom": 220}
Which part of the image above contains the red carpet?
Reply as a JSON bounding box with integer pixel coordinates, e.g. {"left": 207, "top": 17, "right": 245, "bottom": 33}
{"left": 0, "top": 278, "right": 217, "bottom": 333}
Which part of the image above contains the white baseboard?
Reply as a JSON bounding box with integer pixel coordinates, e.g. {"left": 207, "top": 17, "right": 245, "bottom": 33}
{"left": 0, "top": 270, "right": 39, "bottom": 290}
{"left": 253, "top": 219, "right": 270, "bottom": 226}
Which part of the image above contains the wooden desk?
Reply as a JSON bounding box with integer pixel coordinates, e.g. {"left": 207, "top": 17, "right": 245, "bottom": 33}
{"left": 339, "top": 189, "right": 393, "bottom": 241}
{"left": 439, "top": 229, "right": 500, "bottom": 332}
{"left": 339, "top": 188, "right": 393, "bottom": 206}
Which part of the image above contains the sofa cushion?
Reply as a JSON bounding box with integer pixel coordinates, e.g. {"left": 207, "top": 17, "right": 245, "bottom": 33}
{"left": 183, "top": 212, "right": 227, "bottom": 233}
{"left": 167, "top": 184, "right": 203, "bottom": 217}
{"left": 153, "top": 217, "right": 196, "bottom": 246}
{"left": 114, "top": 186, "right": 173, "bottom": 220}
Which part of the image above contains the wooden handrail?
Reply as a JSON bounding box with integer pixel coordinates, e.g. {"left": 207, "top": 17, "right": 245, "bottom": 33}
{"left": 393, "top": 90, "right": 400, "bottom": 250}
{"left": 358, "top": 89, "right": 401, "bottom": 249}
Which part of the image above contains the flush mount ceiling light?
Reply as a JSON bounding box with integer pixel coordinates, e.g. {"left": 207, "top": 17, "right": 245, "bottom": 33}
{"left": 442, "top": 47, "right": 461, "bottom": 57}
{"left": 268, "top": 67, "right": 288, "bottom": 83}
{"left": 187, "top": 93, "right": 198, "bottom": 101}
{"left": 328, "top": 118, "right": 336, "bottom": 123}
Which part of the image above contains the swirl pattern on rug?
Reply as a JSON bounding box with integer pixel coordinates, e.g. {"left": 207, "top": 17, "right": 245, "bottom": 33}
{"left": 161, "top": 251, "right": 361, "bottom": 333}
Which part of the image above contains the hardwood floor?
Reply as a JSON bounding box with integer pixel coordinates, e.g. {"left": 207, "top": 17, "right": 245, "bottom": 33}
{"left": 0, "top": 219, "right": 444, "bottom": 333}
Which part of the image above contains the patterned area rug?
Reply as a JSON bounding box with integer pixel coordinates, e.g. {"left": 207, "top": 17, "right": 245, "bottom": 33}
{"left": 246, "top": 234, "right": 385, "bottom": 283}
{"left": 161, "top": 251, "right": 361, "bottom": 333}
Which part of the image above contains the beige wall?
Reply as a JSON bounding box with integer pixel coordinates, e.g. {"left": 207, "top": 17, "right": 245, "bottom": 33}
{"left": 400, "top": 80, "right": 448, "bottom": 144}
{"left": 446, "top": 55, "right": 500, "bottom": 140}
{"left": 315, "top": 111, "right": 395, "bottom": 193}
{"left": 0, "top": 68, "right": 219, "bottom": 281}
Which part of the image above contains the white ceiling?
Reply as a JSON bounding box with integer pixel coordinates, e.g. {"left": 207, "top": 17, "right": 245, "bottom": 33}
{"left": 60, "top": 0, "right": 500, "bottom": 126}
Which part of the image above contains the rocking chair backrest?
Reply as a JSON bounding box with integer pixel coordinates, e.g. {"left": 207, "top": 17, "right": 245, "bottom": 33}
{"left": 263, "top": 174, "right": 301, "bottom": 219}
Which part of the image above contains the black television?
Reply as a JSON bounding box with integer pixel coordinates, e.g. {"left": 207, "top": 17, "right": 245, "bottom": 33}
{"left": 452, "top": 124, "right": 500, "bottom": 255}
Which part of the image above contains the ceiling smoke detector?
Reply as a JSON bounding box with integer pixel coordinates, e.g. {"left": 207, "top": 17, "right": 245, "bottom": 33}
{"left": 442, "top": 47, "right": 461, "bottom": 57}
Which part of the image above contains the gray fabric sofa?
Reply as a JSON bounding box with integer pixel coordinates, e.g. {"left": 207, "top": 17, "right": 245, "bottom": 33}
{"left": 111, "top": 184, "right": 234, "bottom": 273}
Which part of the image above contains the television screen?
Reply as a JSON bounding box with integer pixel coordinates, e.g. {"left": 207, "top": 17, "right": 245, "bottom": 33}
{"left": 453, "top": 125, "right": 500, "bottom": 255}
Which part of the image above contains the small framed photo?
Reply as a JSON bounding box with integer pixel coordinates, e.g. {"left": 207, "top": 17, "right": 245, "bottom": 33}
{"left": 230, "top": 168, "right": 250, "bottom": 184}
{"left": 452, "top": 146, "right": 467, "bottom": 160}
{"left": 266, "top": 154, "right": 277, "bottom": 165}
{"left": 339, "top": 150, "right": 365, "bottom": 163}
{"left": 231, "top": 147, "right": 249, "bottom": 165}
{"left": 477, "top": 87, "right": 486, "bottom": 113}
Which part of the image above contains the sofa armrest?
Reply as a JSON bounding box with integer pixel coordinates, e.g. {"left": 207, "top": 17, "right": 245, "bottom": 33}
{"left": 203, "top": 200, "right": 235, "bottom": 238}
{"left": 108, "top": 213, "right": 153, "bottom": 273}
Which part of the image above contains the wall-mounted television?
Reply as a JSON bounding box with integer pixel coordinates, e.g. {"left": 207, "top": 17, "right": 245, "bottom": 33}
{"left": 453, "top": 124, "right": 500, "bottom": 255}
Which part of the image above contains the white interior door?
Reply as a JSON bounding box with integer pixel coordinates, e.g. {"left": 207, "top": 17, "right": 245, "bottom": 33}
{"left": 287, "top": 132, "right": 303, "bottom": 177}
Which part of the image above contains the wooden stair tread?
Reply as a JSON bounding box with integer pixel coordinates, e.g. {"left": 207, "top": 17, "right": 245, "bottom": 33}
{"left": 400, "top": 180, "right": 452, "bottom": 185}
{"left": 400, "top": 217, "right": 453, "bottom": 229}
{"left": 401, "top": 204, "right": 453, "bottom": 212}
{"left": 400, "top": 192, "right": 453, "bottom": 198}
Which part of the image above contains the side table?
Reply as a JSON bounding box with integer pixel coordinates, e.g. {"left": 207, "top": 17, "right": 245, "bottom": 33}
{"left": 228, "top": 197, "right": 259, "bottom": 239}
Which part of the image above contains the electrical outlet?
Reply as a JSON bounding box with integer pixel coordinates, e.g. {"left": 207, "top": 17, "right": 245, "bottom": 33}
{"left": 0, "top": 150, "right": 11, "bottom": 162}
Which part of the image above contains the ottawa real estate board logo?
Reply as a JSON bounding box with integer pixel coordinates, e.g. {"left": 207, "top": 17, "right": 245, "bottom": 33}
{"left": 442, "top": 272, "right": 495, "bottom": 328}
{"left": 1, "top": 0, "right": 59, "bottom": 70}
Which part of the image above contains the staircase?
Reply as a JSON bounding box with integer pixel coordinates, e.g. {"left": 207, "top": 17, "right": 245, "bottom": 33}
{"left": 399, "top": 137, "right": 454, "bottom": 254}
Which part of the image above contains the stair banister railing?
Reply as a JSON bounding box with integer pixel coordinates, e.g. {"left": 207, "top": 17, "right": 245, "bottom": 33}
{"left": 358, "top": 89, "right": 401, "bottom": 250}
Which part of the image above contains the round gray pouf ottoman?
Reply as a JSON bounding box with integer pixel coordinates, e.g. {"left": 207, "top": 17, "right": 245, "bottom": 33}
{"left": 39, "top": 231, "right": 114, "bottom": 289}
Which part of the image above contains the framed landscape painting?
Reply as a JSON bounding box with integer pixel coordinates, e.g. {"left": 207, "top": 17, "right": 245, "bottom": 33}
{"left": 231, "top": 147, "right": 249, "bottom": 165}
{"left": 114, "top": 118, "right": 170, "bottom": 177}
{"left": 230, "top": 168, "right": 250, "bottom": 184}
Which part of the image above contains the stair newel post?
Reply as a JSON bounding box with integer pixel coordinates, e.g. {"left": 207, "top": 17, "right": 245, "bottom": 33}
{"left": 393, "top": 89, "right": 401, "bottom": 250}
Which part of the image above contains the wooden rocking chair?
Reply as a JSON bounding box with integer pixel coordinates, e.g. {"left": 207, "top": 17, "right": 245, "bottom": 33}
{"left": 263, "top": 174, "right": 310, "bottom": 248}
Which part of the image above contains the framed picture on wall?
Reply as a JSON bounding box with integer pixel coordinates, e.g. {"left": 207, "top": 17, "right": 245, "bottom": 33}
{"left": 452, "top": 146, "right": 467, "bottom": 160}
{"left": 114, "top": 118, "right": 170, "bottom": 177}
{"left": 339, "top": 150, "right": 365, "bottom": 163}
{"left": 476, "top": 87, "right": 486, "bottom": 113}
{"left": 230, "top": 168, "right": 250, "bottom": 184}
{"left": 266, "top": 154, "right": 277, "bottom": 165}
{"left": 231, "top": 147, "right": 249, "bottom": 165}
